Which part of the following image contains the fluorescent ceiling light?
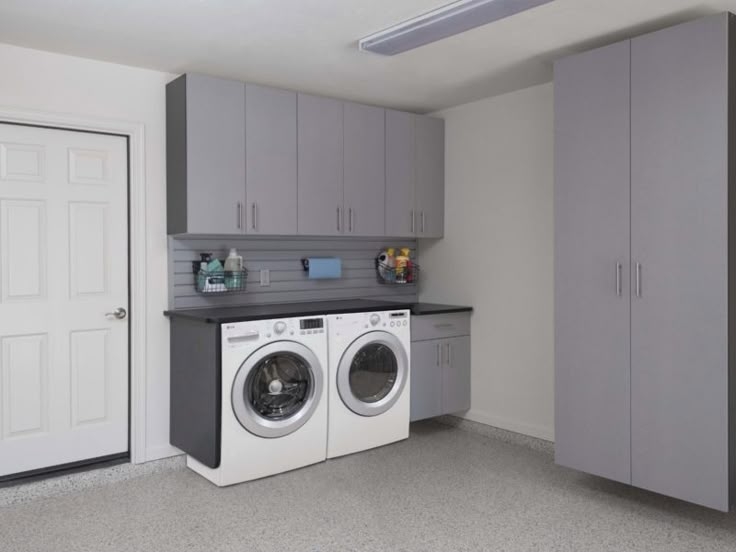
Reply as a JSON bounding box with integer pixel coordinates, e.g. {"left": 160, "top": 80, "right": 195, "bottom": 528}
{"left": 359, "top": 0, "right": 555, "bottom": 56}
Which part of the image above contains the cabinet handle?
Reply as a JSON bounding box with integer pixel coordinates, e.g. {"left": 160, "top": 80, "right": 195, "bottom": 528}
{"left": 436, "top": 343, "right": 440, "bottom": 366}
{"left": 349, "top": 208, "right": 353, "bottom": 233}
{"left": 421, "top": 211, "right": 425, "bottom": 233}
{"left": 411, "top": 210, "right": 415, "bottom": 234}
{"left": 616, "top": 263, "right": 622, "bottom": 297}
{"left": 636, "top": 263, "right": 642, "bottom": 298}
{"left": 337, "top": 207, "right": 341, "bottom": 232}
{"left": 237, "top": 202, "right": 242, "bottom": 230}
{"left": 252, "top": 203, "right": 257, "bottom": 231}
{"left": 446, "top": 343, "right": 451, "bottom": 365}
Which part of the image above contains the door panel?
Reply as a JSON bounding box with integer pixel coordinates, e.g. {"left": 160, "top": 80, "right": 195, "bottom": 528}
{"left": 343, "top": 102, "right": 385, "bottom": 236}
{"left": 245, "top": 84, "right": 297, "bottom": 235}
{"left": 386, "top": 110, "right": 416, "bottom": 237}
{"left": 410, "top": 340, "right": 443, "bottom": 421}
{"left": 554, "top": 41, "right": 632, "bottom": 484}
{"left": 297, "top": 94, "right": 344, "bottom": 235}
{"left": 415, "top": 115, "right": 444, "bottom": 238}
{"left": 443, "top": 336, "right": 470, "bottom": 414}
{"left": 0, "top": 124, "right": 128, "bottom": 477}
{"left": 630, "top": 14, "right": 730, "bottom": 511}
{"left": 185, "top": 74, "right": 246, "bottom": 234}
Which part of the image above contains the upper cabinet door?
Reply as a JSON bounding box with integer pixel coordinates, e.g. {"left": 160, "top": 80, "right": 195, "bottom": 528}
{"left": 630, "top": 14, "right": 730, "bottom": 511}
{"left": 297, "top": 94, "right": 344, "bottom": 235}
{"left": 386, "top": 110, "right": 416, "bottom": 237}
{"left": 554, "top": 41, "right": 632, "bottom": 486}
{"left": 183, "top": 74, "right": 246, "bottom": 234}
{"left": 343, "top": 102, "right": 385, "bottom": 237}
{"left": 415, "top": 115, "right": 444, "bottom": 238}
{"left": 245, "top": 84, "right": 297, "bottom": 235}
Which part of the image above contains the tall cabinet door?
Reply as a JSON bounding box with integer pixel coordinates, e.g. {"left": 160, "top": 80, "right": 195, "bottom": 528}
{"left": 630, "top": 14, "right": 730, "bottom": 511}
{"left": 245, "top": 84, "right": 297, "bottom": 235}
{"left": 415, "top": 115, "right": 444, "bottom": 238}
{"left": 297, "top": 94, "right": 344, "bottom": 235}
{"left": 386, "top": 110, "right": 416, "bottom": 237}
{"left": 343, "top": 102, "right": 385, "bottom": 236}
{"left": 554, "top": 41, "right": 632, "bottom": 484}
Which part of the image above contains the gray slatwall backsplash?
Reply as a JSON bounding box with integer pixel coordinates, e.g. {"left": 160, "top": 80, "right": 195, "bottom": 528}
{"left": 169, "top": 235, "right": 418, "bottom": 310}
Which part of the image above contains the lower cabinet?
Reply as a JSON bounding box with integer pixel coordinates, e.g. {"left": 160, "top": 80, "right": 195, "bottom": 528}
{"left": 410, "top": 313, "right": 471, "bottom": 422}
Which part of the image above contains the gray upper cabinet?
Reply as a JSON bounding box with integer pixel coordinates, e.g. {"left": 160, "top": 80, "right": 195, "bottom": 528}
{"left": 386, "top": 110, "right": 416, "bottom": 237}
{"left": 167, "top": 75, "right": 444, "bottom": 238}
{"left": 554, "top": 41, "right": 632, "bottom": 486}
{"left": 415, "top": 115, "right": 445, "bottom": 238}
{"left": 167, "top": 74, "right": 246, "bottom": 235}
{"left": 343, "top": 102, "right": 385, "bottom": 236}
{"left": 245, "top": 84, "right": 297, "bottom": 235}
{"left": 630, "top": 14, "right": 731, "bottom": 512}
{"left": 297, "top": 93, "right": 344, "bottom": 235}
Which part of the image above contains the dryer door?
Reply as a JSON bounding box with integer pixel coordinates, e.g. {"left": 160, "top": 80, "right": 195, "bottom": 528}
{"left": 232, "top": 341, "right": 324, "bottom": 438}
{"left": 337, "top": 331, "right": 409, "bottom": 417}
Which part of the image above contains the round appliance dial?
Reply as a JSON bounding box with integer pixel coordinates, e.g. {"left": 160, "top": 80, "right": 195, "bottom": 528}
{"left": 273, "top": 321, "right": 287, "bottom": 335}
{"left": 369, "top": 313, "right": 381, "bottom": 326}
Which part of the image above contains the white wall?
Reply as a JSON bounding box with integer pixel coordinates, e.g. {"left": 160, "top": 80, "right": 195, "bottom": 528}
{"left": 420, "top": 83, "right": 555, "bottom": 440}
{"left": 0, "top": 43, "right": 177, "bottom": 461}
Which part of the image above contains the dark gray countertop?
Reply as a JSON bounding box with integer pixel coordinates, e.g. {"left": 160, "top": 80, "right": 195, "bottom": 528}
{"left": 165, "top": 300, "right": 472, "bottom": 324}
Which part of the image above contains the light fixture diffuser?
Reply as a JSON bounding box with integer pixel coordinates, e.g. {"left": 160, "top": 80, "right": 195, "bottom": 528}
{"left": 359, "top": 0, "right": 555, "bottom": 56}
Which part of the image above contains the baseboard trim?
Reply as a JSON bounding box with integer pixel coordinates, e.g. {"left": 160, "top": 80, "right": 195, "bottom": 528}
{"left": 433, "top": 414, "right": 554, "bottom": 455}
{"left": 458, "top": 410, "right": 555, "bottom": 441}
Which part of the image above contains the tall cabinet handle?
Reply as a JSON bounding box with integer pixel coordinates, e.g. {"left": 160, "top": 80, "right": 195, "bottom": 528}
{"left": 616, "top": 263, "right": 622, "bottom": 297}
{"left": 251, "top": 203, "right": 257, "bottom": 231}
{"left": 421, "top": 211, "right": 426, "bottom": 233}
{"left": 436, "top": 343, "right": 440, "bottom": 366}
{"left": 349, "top": 208, "right": 353, "bottom": 233}
{"left": 237, "top": 202, "right": 242, "bottom": 230}
{"left": 446, "top": 343, "right": 451, "bottom": 366}
{"left": 337, "top": 207, "right": 341, "bottom": 232}
{"left": 411, "top": 210, "right": 415, "bottom": 234}
{"left": 635, "top": 263, "right": 642, "bottom": 298}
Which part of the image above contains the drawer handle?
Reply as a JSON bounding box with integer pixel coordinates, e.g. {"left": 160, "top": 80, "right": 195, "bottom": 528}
{"left": 434, "top": 323, "right": 455, "bottom": 329}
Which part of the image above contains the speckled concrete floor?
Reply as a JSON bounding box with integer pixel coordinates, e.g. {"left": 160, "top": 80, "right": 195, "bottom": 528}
{"left": 1, "top": 421, "right": 735, "bottom": 552}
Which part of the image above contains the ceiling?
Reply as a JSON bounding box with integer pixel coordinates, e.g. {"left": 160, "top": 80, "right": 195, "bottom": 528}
{"left": 0, "top": 0, "right": 733, "bottom": 113}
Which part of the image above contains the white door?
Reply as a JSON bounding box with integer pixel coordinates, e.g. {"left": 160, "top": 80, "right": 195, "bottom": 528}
{"left": 0, "top": 123, "right": 129, "bottom": 477}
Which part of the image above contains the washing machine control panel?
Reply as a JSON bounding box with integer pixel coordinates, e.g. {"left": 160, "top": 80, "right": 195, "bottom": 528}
{"left": 369, "top": 313, "right": 381, "bottom": 326}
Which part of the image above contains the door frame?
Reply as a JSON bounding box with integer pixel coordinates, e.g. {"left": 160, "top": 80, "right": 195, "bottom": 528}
{"left": 0, "top": 105, "right": 148, "bottom": 464}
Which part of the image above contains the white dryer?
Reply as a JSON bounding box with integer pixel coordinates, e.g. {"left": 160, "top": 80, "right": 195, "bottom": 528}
{"left": 327, "top": 310, "right": 411, "bottom": 458}
{"left": 187, "top": 316, "right": 328, "bottom": 486}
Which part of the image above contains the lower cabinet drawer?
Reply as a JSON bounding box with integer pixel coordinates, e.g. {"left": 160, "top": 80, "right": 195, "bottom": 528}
{"left": 411, "top": 312, "right": 471, "bottom": 341}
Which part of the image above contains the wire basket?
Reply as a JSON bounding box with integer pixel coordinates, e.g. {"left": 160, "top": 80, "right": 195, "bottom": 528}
{"left": 192, "top": 261, "right": 248, "bottom": 294}
{"left": 375, "top": 257, "right": 419, "bottom": 285}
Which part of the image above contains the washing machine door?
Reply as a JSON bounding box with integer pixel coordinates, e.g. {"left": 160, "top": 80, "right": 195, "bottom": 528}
{"left": 232, "top": 341, "right": 324, "bottom": 438}
{"left": 337, "top": 331, "right": 408, "bottom": 417}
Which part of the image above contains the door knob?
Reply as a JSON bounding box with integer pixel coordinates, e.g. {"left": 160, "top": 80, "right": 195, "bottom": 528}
{"left": 105, "top": 307, "right": 127, "bottom": 320}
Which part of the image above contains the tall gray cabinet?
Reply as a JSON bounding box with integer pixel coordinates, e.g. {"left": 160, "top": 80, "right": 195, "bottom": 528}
{"left": 555, "top": 12, "right": 736, "bottom": 512}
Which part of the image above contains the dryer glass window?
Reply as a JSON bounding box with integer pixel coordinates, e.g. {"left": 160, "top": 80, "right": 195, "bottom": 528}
{"left": 349, "top": 344, "right": 398, "bottom": 403}
{"left": 246, "top": 353, "right": 312, "bottom": 420}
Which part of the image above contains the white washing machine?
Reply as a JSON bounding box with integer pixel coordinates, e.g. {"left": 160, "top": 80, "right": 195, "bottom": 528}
{"left": 187, "top": 316, "right": 328, "bottom": 486}
{"left": 327, "top": 310, "right": 411, "bottom": 458}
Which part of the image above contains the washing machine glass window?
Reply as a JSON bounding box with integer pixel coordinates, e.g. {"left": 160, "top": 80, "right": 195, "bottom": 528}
{"left": 232, "top": 341, "right": 324, "bottom": 439}
{"left": 349, "top": 344, "right": 397, "bottom": 403}
{"left": 337, "top": 331, "right": 408, "bottom": 417}
{"left": 247, "top": 353, "right": 311, "bottom": 420}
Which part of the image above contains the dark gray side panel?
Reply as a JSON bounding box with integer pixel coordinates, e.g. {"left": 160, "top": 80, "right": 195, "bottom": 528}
{"left": 166, "top": 75, "right": 188, "bottom": 235}
{"left": 729, "top": 13, "right": 736, "bottom": 511}
{"left": 170, "top": 318, "right": 221, "bottom": 468}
